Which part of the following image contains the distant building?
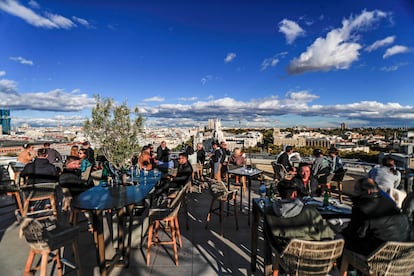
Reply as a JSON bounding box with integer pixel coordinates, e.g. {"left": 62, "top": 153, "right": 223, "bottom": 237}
{"left": 0, "top": 109, "right": 11, "bottom": 135}
{"left": 340, "top": 122, "right": 346, "bottom": 130}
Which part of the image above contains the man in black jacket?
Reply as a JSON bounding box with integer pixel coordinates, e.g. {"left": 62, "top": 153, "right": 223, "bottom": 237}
{"left": 343, "top": 178, "right": 410, "bottom": 255}
{"left": 167, "top": 152, "right": 193, "bottom": 190}
{"left": 21, "top": 148, "right": 58, "bottom": 184}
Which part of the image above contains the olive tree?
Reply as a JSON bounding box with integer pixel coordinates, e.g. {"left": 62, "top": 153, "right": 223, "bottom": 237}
{"left": 84, "top": 95, "right": 144, "bottom": 166}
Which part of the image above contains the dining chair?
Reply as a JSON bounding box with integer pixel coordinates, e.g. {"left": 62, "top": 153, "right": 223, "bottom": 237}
{"left": 146, "top": 182, "right": 189, "bottom": 266}
{"left": 339, "top": 241, "right": 414, "bottom": 275}
{"left": 263, "top": 215, "right": 344, "bottom": 276}
{"left": 204, "top": 177, "right": 239, "bottom": 236}
{"left": 0, "top": 165, "right": 24, "bottom": 216}
{"left": 264, "top": 235, "right": 344, "bottom": 276}
{"left": 20, "top": 217, "right": 81, "bottom": 276}
{"left": 21, "top": 182, "right": 60, "bottom": 219}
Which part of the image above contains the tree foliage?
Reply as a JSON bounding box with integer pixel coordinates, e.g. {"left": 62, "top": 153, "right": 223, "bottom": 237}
{"left": 84, "top": 95, "right": 143, "bottom": 166}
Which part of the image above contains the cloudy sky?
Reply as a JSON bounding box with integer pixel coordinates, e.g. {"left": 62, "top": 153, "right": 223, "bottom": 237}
{"left": 1, "top": 0, "right": 413, "bottom": 128}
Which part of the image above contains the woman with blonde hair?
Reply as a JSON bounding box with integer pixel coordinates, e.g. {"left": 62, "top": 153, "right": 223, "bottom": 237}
{"left": 17, "top": 143, "right": 34, "bottom": 164}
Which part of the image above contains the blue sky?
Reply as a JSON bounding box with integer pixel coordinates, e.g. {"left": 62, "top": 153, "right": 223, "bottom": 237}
{"left": 1, "top": 0, "right": 413, "bottom": 129}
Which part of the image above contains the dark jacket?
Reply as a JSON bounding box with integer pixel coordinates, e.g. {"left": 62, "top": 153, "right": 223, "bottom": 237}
{"left": 402, "top": 192, "right": 414, "bottom": 240}
{"left": 59, "top": 168, "right": 90, "bottom": 197}
{"left": 171, "top": 161, "right": 193, "bottom": 189}
{"left": 277, "top": 152, "right": 293, "bottom": 172}
{"left": 264, "top": 198, "right": 334, "bottom": 251}
{"left": 343, "top": 191, "right": 410, "bottom": 255}
{"left": 21, "top": 158, "right": 58, "bottom": 184}
{"left": 197, "top": 149, "right": 206, "bottom": 164}
{"left": 85, "top": 147, "right": 95, "bottom": 167}
{"left": 293, "top": 175, "right": 318, "bottom": 197}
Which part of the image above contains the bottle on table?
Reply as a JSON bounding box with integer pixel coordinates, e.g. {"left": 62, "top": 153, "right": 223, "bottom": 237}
{"left": 259, "top": 181, "right": 266, "bottom": 198}
{"left": 323, "top": 189, "right": 329, "bottom": 207}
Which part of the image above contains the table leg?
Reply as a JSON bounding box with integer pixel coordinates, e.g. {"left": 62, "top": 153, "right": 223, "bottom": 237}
{"left": 117, "top": 208, "right": 126, "bottom": 264}
{"left": 248, "top": 176, "right": 252, "bottom": 225}
{"left": 92, "top": 210, "right": 107, "bottom": 276}
{"left": 251, "top": 200, "right": 259, "bottom": 272}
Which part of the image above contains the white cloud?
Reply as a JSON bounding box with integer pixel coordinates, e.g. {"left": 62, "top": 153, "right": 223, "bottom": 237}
{"left": 287, "top": 10, "right": 387, "bottom": 75}
{"left": 0, "top": 75, "right": 95, "bottom": 111}
{"left": 201, "top": 75, "right": 213, "bottom": 85}
{"left": 224, "top": 53, "right": 236, "bottom": 63}
{"left": 72, "top": 16, "right": 91, "bottom": 28}
{"left": 142, "top": 96, "right": 165, "bottom": 102}
{"left": 9, "top": 56, "right": 33, "bottom": 65}
{"left": 12, "top": 114, "right": 87, "bottom": 127}
{"left": 0, "top": 71, "right": 5, "bottom": 77}
{"left": 0, "top": 0, "right": 88, "bottom": 29}
{"left": 261, "top": 52, "right": 287, "bottom": 71}
{"left": 383, "top": 45, "right": 409, "bottom": 58}
{"left": 178, "top": 97, "right": 198, "bottom": 101}
{"left": 365, "top": 36, "right": 395, "bottom": 52}
{"left": 261, "top": 57, "right": 279, "bottom": 71}
{"left": 28, "top": 0, "right": 39, "bottom": 9}
{"left": 278, "top": 19, "right": 305, "bottom": 44}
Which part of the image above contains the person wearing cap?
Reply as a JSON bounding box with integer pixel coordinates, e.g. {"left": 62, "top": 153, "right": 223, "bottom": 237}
{"left": 343, "top": 178, "right": 410, "bottom": 255}
{"left": 264, "top": 179, "right": 334, "bottom": 252}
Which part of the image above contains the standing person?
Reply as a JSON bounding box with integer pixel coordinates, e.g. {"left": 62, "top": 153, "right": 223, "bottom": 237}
{"left": 43, "top": 142, "right": 62, "bottom": 163}
{"left": 194, "top": 143, "right": 206, "bottom": 184}
{"left": 228, "top": 147, "right": 247, "bottom": 193}
{"left": 312, "top": 149, "right": 332, "bottom": 195}
{"left": 156, "top": 141, "right": 170, "bottom": 163}
{"left": 368, "top": 155, "right": 401, "bottom": 194}
{"left": 277, "top": 146, "right": 296, "bottom": 174}
{"left": 20, "top": 148, "right": 58, "bottom": 184}
{"left": 264, "top": 180, "right": 334, "bottom": 252}
{"left": 220, "top": 141, "right": 230, "bottom": 181}
{"left": 81, "top": 141, "right": 95, "bottom": 167}
{"left": 209, "top": 141, "right": 222, "bottom": 180}
{"left": 17, "top": 143, "right": 35, "bottom": 165}
{"left": 343, "top": 178, "right": 410, "bottom": 255}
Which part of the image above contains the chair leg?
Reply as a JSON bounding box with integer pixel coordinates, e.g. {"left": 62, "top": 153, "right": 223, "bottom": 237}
{"left": 219, "top": 200, "right": 223, "bottom": 236}
{"left": 24, "top": 250, "right": 35, "bottom": 275}
{"left": 147, "top": 222, "right": 154, "bottom": 266}
{"left": 72, "top": 239, "right": 82, "bottom": 276}
{"left": 175, "top": 217, "right": 182, "bottom": 248}
{"left": 170, "top": 220, "right": 178, "bottom": 266}
{"left": 339, "top": 255, "right": 349, "bottom": 276}
{"left": 40, "top": 251, "right": 49, "bottom": 276}
{"left": 56, "top": 248, "right": 63, "bottom": 276}
{"left": 233, "top": 195, "right": 239, "bottom": 231}
{"left": 12, "top": 192, "right": 24, "bottom": 216}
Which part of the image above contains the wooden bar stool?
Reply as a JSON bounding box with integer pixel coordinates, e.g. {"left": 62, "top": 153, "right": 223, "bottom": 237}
{"left": 21, "top": 182, "right": 59, "bottom": 219}
{"left": 20, "top": 217, "right": 81, "bottom": 276}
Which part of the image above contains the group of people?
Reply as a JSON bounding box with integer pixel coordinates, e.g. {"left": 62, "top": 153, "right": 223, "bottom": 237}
{"left": 14, "top": 141, "right": 96, "bottom": 211}
{"left": 267, "top": 146, "right": 413, "bottom": 265}
{"left": 276, "top": 146, "right": 345, "bottom": 197}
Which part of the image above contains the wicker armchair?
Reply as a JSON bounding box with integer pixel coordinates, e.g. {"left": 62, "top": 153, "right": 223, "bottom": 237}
{"left": 20, "top": 217, "right": 81, "bottom": 276}
{"left": 340, "top": 241, "right": 414, "bottom": 275}
{"left": 264, "top": 235, "right": 344, "bottom": 276}
{"left": 204, "top": 177, "right": 238, "bottom": 236}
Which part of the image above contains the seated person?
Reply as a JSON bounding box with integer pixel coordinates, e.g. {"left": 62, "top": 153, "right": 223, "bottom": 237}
{"left": 153, "top": 152, "right": 193, "bottom": 206}
{"left": 264, "top": 179, "right": 334, "bottom": 252}
{"left": 293, "top": 163, "right": 318, "bottom": 197}
{"left": 59, "top": 156, "right": 90, "bottom": 211}
{"left": 342, "top": 178, "right": 410, "bottom": 255}
{"left": 20, "top": 148, "right": 58, "bottom": 185}
{"left": 276, "top": 145, "right": 296, "bottom": 175}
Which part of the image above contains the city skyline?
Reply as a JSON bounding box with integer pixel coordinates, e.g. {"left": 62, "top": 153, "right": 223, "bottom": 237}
{"left": 1, "top": 0, "right": 414, "bottom": 129}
